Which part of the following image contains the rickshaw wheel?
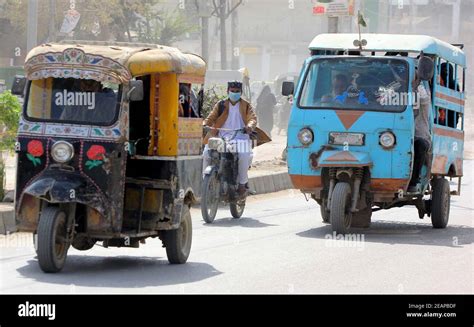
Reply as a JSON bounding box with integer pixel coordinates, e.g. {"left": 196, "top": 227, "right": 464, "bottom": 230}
{"left": 230, "top": 198, "right": 246, "bottom": 218}
{"left": 431, "top": 178, "right": 450, "bottom": 228}
{"left": 164, "top": 206, "right": 192, "bottom": 264}
{"left": 330, "top": 182, "right": 352, "bottom": 234}
{"left": 37, "top": 207, "right": 70, "bottom": 273}
{"left": 201, "top": 172, "right": 220, "bottom": 223}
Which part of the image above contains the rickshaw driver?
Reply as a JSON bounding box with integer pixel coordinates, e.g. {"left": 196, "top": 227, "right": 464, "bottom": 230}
{"left": 60, "top": 79, "right": 116, "bottom": 122}
{"left": 321, "top": 74, "right": 349, "bottom": 102}
{"left": 203, "top": 81, "right": 257, "bottom": 196}
{"left": 80, "top": 79, "right": 100, "bottom": 92}
{"left": 322, "top": 73, "right": 369, "bottom": 105}
{"left": 409, "top": 63, "right": 433, "bottom": 191}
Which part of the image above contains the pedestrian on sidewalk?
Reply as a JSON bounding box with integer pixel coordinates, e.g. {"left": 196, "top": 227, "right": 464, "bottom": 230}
{"left": 255, "top": 85, "right": 277, "bottom": 137}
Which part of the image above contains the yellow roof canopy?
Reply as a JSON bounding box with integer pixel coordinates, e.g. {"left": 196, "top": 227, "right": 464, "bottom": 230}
{"left": 24, "top": 42, "right": 206, "bottom": 84}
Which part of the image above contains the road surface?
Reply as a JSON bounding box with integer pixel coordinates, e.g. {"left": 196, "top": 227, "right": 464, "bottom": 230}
{"left": 1, "top": 161, "right": 472, "bottom": 294}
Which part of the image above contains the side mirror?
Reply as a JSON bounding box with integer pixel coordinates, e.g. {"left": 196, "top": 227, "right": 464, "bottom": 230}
{"left": 417, "top": 55, "right": 434, "bottom": 81}
{"left": 127, "top": 80, "right": 144, "bottom": 101}
{"left": 282, "top": 81, "right": 294, "bottom": 96}
{"left": 11, "top": 75, "right": 27, "bottom": 96}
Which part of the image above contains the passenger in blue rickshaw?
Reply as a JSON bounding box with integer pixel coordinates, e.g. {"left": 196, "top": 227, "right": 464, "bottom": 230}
{"left": 410, "top": 60, "right": 434, "bottom": 192}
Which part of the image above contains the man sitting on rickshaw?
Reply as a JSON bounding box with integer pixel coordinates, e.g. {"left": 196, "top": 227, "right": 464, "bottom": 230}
{"left": 410, "top": 64, "right": 433, "bottom": 191}
{"left": 58, "top": 79, "right": 116, "bottom": 123}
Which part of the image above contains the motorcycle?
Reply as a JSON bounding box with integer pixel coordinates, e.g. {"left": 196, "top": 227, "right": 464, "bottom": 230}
{"left": 201, "top": 127, "right": 252, "bottom": 223}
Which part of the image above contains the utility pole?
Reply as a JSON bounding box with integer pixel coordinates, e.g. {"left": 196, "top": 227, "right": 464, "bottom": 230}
{"left": 211, "top": 0, "right": 242, "bottom": 70}
{"left": 219, "top": 0, "right": 227, "bottom": 70}
{"left": 231, "top": 0, "right": 239, "bottom": 70}
{"left": 202, "top": 16, "right": 209, "bottom": 62}
{"left": 451, "top": 0, "right": 460, "bottom": 40}
{"left": 409, "top": 1, "right": 417, "bottom": 33}
{"left": 27, "top": 0, "right": 38, "bottom": 52}
{"left": 387, "top": 1, "right": 392, "bottom": 33}
{"left": 196, "top": 0, "right": 212, "bottom": 64}
{"left": 328, "top": 16, "right": 338, "bottom": 33}
{"left": 49, "top": 0, "right": 57, "bottom": 42}
{"left": 206, "top": 0, "right": 243, "bottom": 70}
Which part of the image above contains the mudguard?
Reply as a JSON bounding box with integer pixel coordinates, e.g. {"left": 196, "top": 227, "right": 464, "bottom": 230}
{"left": 21, "top": 171, "right": 110, "bottom": 217}
{"left": 203, "top": 165, "right": 217, "bottom": 175}
{"left": 317, "top": 150, "right": 372, "bottom": 168}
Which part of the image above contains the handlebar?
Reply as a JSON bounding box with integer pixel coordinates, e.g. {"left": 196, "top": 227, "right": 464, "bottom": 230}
{"left": 204, "top": 126, "right": 246, "bottom": 132}
{"left": 204, "top": 126, "right": 248, "bottom": 141}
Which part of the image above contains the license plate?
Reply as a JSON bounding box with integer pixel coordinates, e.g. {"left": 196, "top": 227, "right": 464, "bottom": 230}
{"left": 329, "top": 132, "right": 365, "bottom": 146}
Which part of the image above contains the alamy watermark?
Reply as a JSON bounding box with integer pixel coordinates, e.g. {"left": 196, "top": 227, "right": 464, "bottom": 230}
{"left": 208, "top": 137, "right": 257, "bottom": 154}
{"left": 55, "top": 90, "right": 96, "bottom": 110}
{"left": 378, "top": 87, "right": 420, "bottom": 107}
{"left": 18, "top": 301, "right": 56, "bottom": 320}
{"left": 324, "top": 231, "right": 365, "bottom": 251}
{"left": 0, "top": 232, "right": 34, "bottom": 248}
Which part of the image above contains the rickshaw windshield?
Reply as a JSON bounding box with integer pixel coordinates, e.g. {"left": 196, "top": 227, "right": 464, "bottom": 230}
{"left": 25, "top": 78, "right": 121, "bottom": 126}
{"left": 298, "top": 57, "right": 409, "bottom": 112}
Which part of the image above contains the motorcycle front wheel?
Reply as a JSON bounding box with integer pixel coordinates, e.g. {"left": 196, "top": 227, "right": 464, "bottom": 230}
{"left": 201, "top": 171, "right": 220, "bottom": 223}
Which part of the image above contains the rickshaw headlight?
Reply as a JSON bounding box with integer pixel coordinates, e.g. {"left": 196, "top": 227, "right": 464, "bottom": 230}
{"left": 298, "top": 128, "right": 314, "bottom": 146}
{"left": 379, "top": 132, "right": 396, "bottom": 149}
{"left": 51, "top": 141, "right": 74, "bottom": 163}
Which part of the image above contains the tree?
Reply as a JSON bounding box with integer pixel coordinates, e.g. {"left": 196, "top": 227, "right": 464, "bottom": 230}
{"left": 0, "top": 91, "right": 21, "bottom": 200}
{"left": 136, "top": 9, "right": 197, "bottom": 46}
{"left": 0, "top": 91, "right": 20, "bottom": 152}
{"left": 1, "top": 0, "right": 198, "bottom": 46}
{"left": 3, "top": 0, "right": 68, "bottom": 44}
{"left": 211, "top": 0, "right": 243, "bottom": 69}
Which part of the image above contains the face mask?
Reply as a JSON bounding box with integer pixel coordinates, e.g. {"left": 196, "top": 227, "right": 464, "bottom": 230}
{"left": 228, "top": 91, "right": 241, "bottom": 103}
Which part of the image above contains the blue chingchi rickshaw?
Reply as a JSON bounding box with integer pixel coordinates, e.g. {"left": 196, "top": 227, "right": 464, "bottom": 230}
{"left": 283, "top": 34, "right": 466, "bottom": 234}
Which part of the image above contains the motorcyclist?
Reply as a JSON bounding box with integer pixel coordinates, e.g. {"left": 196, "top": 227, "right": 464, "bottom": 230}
{"left": 202, "top": 81, "right": 257, "bottom": 196}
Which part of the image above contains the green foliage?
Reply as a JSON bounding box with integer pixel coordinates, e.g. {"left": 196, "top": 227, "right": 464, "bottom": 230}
{"left": 0, "top": 90, "right": 21, "bottom": 152}
{"left": 202, "top": 85, "right": 228, "bottom": 119}
{"left": 0, "top": 159, "right": 5, "bottom": 200}
{"left": 0, "top": 90, "right": 20, "bottom": 200}
{"left": 137, "top": 9, "right": 197, "bottom": 46}
{"left": 2, "top": 0, "right": 198, "bottom": 45}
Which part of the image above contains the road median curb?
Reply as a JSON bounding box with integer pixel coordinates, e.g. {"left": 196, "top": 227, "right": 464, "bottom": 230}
{"left": 0, "top": 204, "right": 16, "bottom": 235}
{"left": 249, "top": 171, "right": 293, "bottom": 195}
{"left": 194, "top": 171, "right": 294, "bottom": 205}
